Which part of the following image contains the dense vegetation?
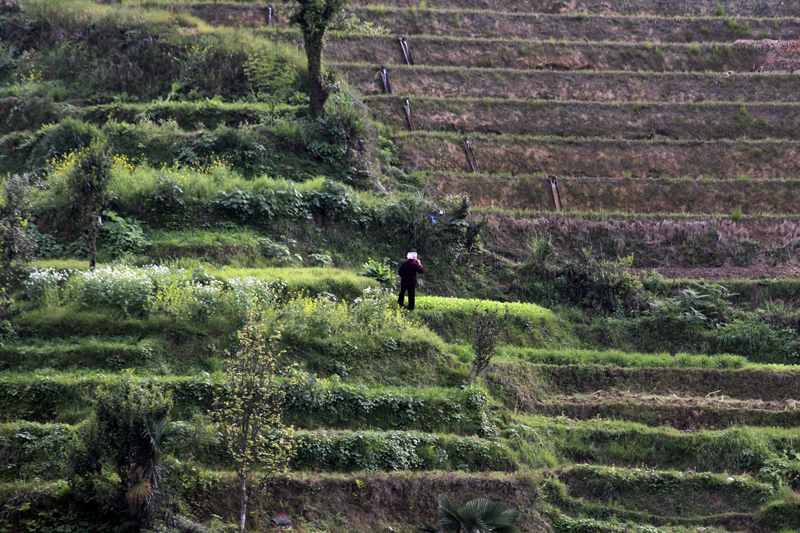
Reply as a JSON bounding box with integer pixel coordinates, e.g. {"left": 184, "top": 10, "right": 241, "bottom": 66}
{"left": 1, "top": 0, "right": 799, "bottom": 532}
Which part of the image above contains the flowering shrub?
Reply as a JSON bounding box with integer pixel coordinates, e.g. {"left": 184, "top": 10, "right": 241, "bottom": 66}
{"left": 153, "top": 279, "right": 224, "bottom": 322}
{"left": 24, "top": 268, "right": 70, "bottom": 307}
{"left": 142, "top": 265, "right": 182, "bottom": 289}
{"left": 224, "top": 277, "right": 286, "bottom": 320}
{"left": 276, "top": 288, "right": 423, "bottom": 339}
{"left": 73, "top": 266, "right": 154, "bottom": 319}
{"left": 278, "top": 292, "right": 350, "bottom": 337}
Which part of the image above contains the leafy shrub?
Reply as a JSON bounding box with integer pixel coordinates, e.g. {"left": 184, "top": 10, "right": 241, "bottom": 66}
{"left": 308, "top": 179, "right": 366, "bottom": 222}
{"left": 211, "top": 188, "right": 255, "bottom": 222}
{"left": 0, "top": 39, "right": 16, "bottom": 81}
{"left": 0, "top": 421, "right": 74, "bottom": 481}
{"left": 336, "top": 14, "right": 390, "bottom": 35}
{"left": 293, "top": 430, "right": 513, "bottom": 472}
{"left": 714, "top": 320, "right": 800, "bottom": 365}
{"left": 759, "top": 451, "right": 800, "bottom": 490}
{"left": 646, "top": 283, "right": 737, "bottom": 329}
{"left": 0, "top": 174, "right": 38, "bottom": 312}
{"left": 39, "top": 264, "right": 378, "bottom": 324}
{"left": 67, "top": 370, "right": 174, "bottom": 527}
{"left": 37, "top": 118, "right": 102, "bottom": 163}
{"left": 243, "top": 49, "right": 300, "bottom": 105}
{"left": 99, "top": 210, "right": 148, "bottom": 257}
{"left": 67, "top": 140, "right": 113, "bottom": 269}
{"left": 553, "top": 252, "right": 648, "bottom": 316}
{"left": 359, "top": 258, "right": 394, "bottom": 289}
{"left": 149, "top": 177, "right": 186, "bottom": 214}
{"left": 255, "top": 182, "right": 312, "bottom": 222}
{"left": 283, "top": 373, "right": 485, "bottom": 433}
{"left": 468, "top": 309, "right": 504, "bottom": 385}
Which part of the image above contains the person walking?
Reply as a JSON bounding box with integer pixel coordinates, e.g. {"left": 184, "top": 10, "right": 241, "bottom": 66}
{"left": 398, "top": 252, "right": 424, "bottom": 310}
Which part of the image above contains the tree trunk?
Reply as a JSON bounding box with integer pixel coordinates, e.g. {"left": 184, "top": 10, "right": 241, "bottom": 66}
{"left": 306, "top": 35, "right": 329, "bottom": 118}
{"left": 88, "top": 227, "right": 97, "bottom": 271}
{"left": 239, "top": 479, "right": 248, "bottom": 533}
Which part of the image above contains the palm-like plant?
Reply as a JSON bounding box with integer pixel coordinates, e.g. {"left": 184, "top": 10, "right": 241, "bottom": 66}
{"left": 415, "top": 495, "right": 520, "bottom": 533}
{"left": 127, "top": 416, "right": 176, "bottom": 529}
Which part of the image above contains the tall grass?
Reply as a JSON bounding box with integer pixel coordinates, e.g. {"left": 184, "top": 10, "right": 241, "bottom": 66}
{"left": 38, "top": 153, "right": 384, "bottom": 213}
{"left": 41, "top": 152, "right": 313, "bottom": 208}
{"left": 498, "top": 347, "right": 748, "bottom": 369}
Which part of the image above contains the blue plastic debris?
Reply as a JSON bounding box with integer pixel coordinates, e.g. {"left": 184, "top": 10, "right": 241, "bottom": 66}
{"left": 272, "top": 515, "right": 292, "bottom": 528}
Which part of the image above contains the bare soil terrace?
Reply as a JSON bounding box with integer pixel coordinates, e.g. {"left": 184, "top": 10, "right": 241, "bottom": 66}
{"left": 368, "top": 97, "right": 800, "bottom": 139}
{"left": 397, "top": 133, "right": 800, "bottom": 178}
{"left": 338, "top": 64, "right": 800, "bottom": 102}
{"left": 323, "top": 35, "right": 765, "bottom": 72}
{"left": 426, "top": 173, "right": 800, "bottom": 214}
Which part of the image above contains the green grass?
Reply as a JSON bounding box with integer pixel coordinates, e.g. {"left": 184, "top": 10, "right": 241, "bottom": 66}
{"left": 0, "top": 336, "right": 162, "bottom": 372}
{"left": 513, "top": 414, "right": 800, "bottom": 473}
{"left": 415, "top": 295, "right": 569, "bottom": 347}
{"left": 13, "top": 305, "right": 235, "bottom": 339}
{"left": 497, "top": 347, "right": 750, "bottom": 369}
{"left": 32, "top": 259, "right": 99, "bottom": 270}
{"left": 5, "top": 0, "right": 800, "bottom": 528}
{"left": 416, "top": 295, "right": 554, "bottom": 322}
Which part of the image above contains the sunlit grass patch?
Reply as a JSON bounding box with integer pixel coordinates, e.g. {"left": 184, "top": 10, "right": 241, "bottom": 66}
{"left": 416, "top": 295, "right": 554, "bottom": 323}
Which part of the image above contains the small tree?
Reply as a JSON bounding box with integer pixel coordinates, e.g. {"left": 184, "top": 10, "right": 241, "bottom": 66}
{"left": 68, "top": 141, "right": 112, "bottom": 270}
{"left": 214, "top": 316, "right": 297, "bottom": 533}
{"left": 0, "top": 174, "right": 37, "bottom": 320}
{"left": 415, "top": 495, "right": 520, "bottom": 533}
{"left": 67, "top": 370, "right": 174, "bottom": 530}
{"left": 467, "top": 309, "right": 505, "bottom": 386}
{"left": 291, "top": 0, "right": 346, "bottom": 117}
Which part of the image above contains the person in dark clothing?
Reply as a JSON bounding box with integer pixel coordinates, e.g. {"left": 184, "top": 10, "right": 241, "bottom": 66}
{"left": 398, "top": 252, "right": 424, "bottom": 310}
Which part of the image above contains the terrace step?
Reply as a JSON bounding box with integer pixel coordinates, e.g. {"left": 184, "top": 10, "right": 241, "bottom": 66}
{"left": 530, "top": 392, "right": 800, "bottom": 430}
{"left": 0, "top": 471, "right": 553, "bottom": 532}
{"left": 292, "top": 429, "right": 514, "bottom": 472}
{"left": 182, "top": 3, "right": 796, "bottom": 43}
{"left": 0, "top": 338, "right": 161, "bottom": 372}
{"left": 337, "top": 64, "right": 800, "bottom": 102}
{"left": 490, "top": 363, "right": 800, "bottom": 403}
{"left": 553, "top": 465, "right": 770, "bottom": 528}
{"left": 0, "top": 372, "right": 482, "bottom": 433}
{"left": 367, "top": 97, "right": 800, "bottom": 140}
{"left": 424, "top": 173, "right": 800, "bottom": 214}
{"left": 323, "top": 35, "right": 763, "bottom": 72}
{"left": 345, "top": 0, "right": 800, "bottom": 18}
{"left": 350, "top": 9, "right": 793, "bottom": 43}
{"left": 546, "top": 507, "right": 756, "bottom": 533}
{"left": 476, "top": 211, "right": 800, "bottom": 269}
{"left": 519, "top": 417, "right": 799, "bottom": 473}
{"left": 395, "top": 132, "right": 800, "bottom": 179}
{"left": 0, "top": 98, "right": 302, "bottom": 136}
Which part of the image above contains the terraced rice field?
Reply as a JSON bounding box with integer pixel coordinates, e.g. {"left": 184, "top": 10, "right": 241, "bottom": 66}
{"left": 1, "top": 0, "right": 800, "bottom": 532}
